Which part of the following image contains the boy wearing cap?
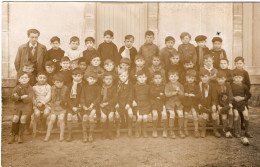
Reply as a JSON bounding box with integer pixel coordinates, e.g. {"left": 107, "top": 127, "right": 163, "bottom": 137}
{"left": 65, "top": 68, "right": 84, "bottom": 142}
{"left": 195, "top": 35, "right": 209, "bottom": 70}
{"left": 209, "top": 37, "right": 227, "bottom": 69}
{"left": 83, "top": 37, "right": 99, "bottom": 66}
{"left": 139, "top": 30, "right": 159, "bottom": 67}
{"left": 178, "top": 32, "right": 197, "bottom": 65}
{"left": 45, "top": 36, "right": 65, "bottom": 72}
{"left": 213, "top": 71, "right": 233, "bottom": 138}
{"left": 231, "top": 69, "right": 252, "bottom": 138}
{"left": 44, "top": 73, "right": 67, "bottom": 142}
{"left": 159, "top": 36, "right": 178, "bottom": 69}
{"left": 130, "top": 55, "right": 150, "bottom": 84}
{"left": 80, "top": 71, "right": 100, "bottom": 142}
{"left": 118, "top": 35, "right": 138, "bottom": 68}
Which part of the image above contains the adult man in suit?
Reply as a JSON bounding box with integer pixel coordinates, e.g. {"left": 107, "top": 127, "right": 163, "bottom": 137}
{"left": 14, "top": 29, "right": 47, "bottom": 75}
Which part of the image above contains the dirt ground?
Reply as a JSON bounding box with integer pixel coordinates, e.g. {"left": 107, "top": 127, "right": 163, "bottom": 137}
{"left": 1, "top": 105, "right": 260, "bottom": 167}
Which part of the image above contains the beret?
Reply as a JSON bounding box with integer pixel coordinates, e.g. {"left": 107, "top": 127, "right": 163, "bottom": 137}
{"left": 212, "top": 37, "right": 222, "bottom": 43}
{"left": 195, "top": 35, "right": 207, "bottom": 42}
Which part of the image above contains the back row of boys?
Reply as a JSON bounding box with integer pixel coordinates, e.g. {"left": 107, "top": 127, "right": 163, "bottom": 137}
{"left": 9, "top": 30, "right": 252, "bottom": 144}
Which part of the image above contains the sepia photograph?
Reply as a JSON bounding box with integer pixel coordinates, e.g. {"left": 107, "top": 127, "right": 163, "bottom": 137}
{"left": 1, "top": 1, "right": 260, "bottom": 166}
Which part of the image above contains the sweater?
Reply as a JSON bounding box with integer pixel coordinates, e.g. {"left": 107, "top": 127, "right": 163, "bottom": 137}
{"left": 139, "top": 42, "right": 159, "bottom": 67}
{"left": 178, "top": 43, "right": 197, "bottom": 65}
{"left": 80, "top": 83, "right": 101, "bottom": 109}
{"left": 208, "top": 48, "right": 227, "bottom": 70}
{"left": 97, "top": 42, "right": 118, "bottom": 65}
{"left": 118, "top": 46, "right": 138, "bottom": 68}
{"left": 133, "top": 83, "right": 151, "bottom": 115}
{"left": 45, "top": 48, "right": 65, "bottom": 71}
{"left": 159, "top": 47, "right": 178, "bottom": 68}
{"left": 82, "top": 48, "right": 99, "bottom": 66}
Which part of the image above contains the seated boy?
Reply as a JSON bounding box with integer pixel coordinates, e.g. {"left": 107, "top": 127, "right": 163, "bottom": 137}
{"left": 32, "top": 71, "right": 51, "bottom": 137}
{"left": 64, "top": 36, "right": 83, "bottom": 61}
{"left": 45, "top": 36, "right": 65, "bottom": 72}
{"left": 117, "top": 58, "right": 131, "bottom": 75}
{"left": 208, "top": 37, "right": 227, "bottom": 69}
{"left": 159, "top": 36, "right": 178, "bottom": 68}
{"left": 97, "top": 30, "right": 119, "bottom": 66}
{"left": 8, "top": 72, "right": 33, "bottom": 144}
{"left": 82, "top": 37, "right": 99, "bottom": 66}
{"left": 118, "top": 35, "right": 138, "bottom": 68}
{"left": 139, "top": 30, "right": 159, "bottom": 68}
{"left": 195, "top": 35, "right": 209, "bottom": 70}
{"left": 45, "top": 60, "right": 55, "bottom": 86}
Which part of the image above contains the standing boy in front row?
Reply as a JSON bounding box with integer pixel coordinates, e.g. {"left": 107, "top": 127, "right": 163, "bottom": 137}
{"left": 165, "top": 70, "right": 185, "bottom": 139}
{"left": 8, "top": 72, "right": 33, "bottom": 144}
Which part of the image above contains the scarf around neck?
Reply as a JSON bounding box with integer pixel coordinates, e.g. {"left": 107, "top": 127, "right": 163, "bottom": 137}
{"left": 70, "top": 80, "right": 82, "bottom": 98}
{"left": 101, "top": 83, "right": 113, "bottom": 102}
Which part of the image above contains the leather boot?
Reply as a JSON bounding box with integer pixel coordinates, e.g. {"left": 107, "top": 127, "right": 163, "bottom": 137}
{"left": 89, "top": 122, "right": 95, "bottom": 142}
{"left": 18, "top": 123, "right": 26, "bottom": 143}
{"left": 212, "top": 119, "right": 221, "bottom": 138}
{"left": 135, "top": 122, "right": 140, "bottom": 138}
{"left": 152, "top": 120, "right": 157, "bottom": 138}
{"left": 8, "top": 122, "right": 19, "bottom": 144}
{"left": 82, "top": 121, "right": 87, "bottom": 143}
{"left": 143, "top": 122, "right": 148, "bottom": 138}
{"left": 66, "top": 121, "right": 73, "bottom": 142}
{"left": 178, "top": 118, "right": 185, "bottom": 138}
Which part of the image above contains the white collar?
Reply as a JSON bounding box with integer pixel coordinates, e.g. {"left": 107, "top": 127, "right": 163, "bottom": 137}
{"left": 29, "top": 42, "right": 37, "bottom": 48}
{"left": 204, "top": 65, "right": 213, "bottom": 71}
{"left": 125, "top": 46, "right": 132, "bottom": 50}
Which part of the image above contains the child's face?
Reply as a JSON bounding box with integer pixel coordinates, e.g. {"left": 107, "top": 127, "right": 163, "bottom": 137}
{"left": 201, "top": 75, "right": 210, "bottom": 83}
{"left": 217, "top": 77, "right": 226, "bottom": 85}
{"left": 124, "top": 38, "right": 134, "bottom": 48}
{"left": 145, "top": 35, "right": 154, "bottom": 44}
{"left": 120, "top": 63, "right": 130, "bottom": 70}
{"left": 135, "top": 59, "right": 145, "bottom": 67}
{"left": 186, "top": 76, "right": 195, "bottom": 84}
{"left": 204, "top": 58, "right": 213, "bottom": 67}
{"left": 18, "top": 74, "right": 30, "bottom": 85}
{"left": 181, "top": 36, "right": 190, "bottom": 44}
{"left": 137, "top": 74, "right": 147, "bottom": 84}
{"left": 170, "top": 56, "right": 180, "bottom": 64}
{"left": 104, "top": 62, "right": 114, "bottom": 72}
{"left": 153, "top": 75, "right": 162, "bottom": 85}
{"left": 71, "top": 61, "right": 78, "bottom": 70}
{"left": 91, "top": 57, "right": 101, "bottom": 67}
{"left": 103, "top": 75, "right": 113, "bottom": 85}
{"left": 51, "top": 41, "right": 60, "bottom": 50}
{"left": 54, "top": 80, "right": 64, "bottom": 88}
{"left": 169, "top": 74, "right": 179, "bottom": 83}
{"left": 235, "top": 60, "right": 244, "bottom": 70}
{"left": 197, "top": 41, "right": 206, "bottom": 47}
{"left": 184, "top": 62, "right": 194, "bottom": 69}
{"left": 22, "top": 65, "right": 34, "bottom": 73}
{"left": 86, "top": 41, "right": 94, "bottom": 49}
{"left": 72, "top": 74, "right": 83, "bottom": 82}
{"left": 79, "top": 62, "right": 87, "bottom": 71}
{"left": 213, "top": 41, "right": 222, "bottom": 50}
{"left": 119, "top": 73, "right": 128, "bottom": 83}
{"left": 60, "top": 61, "right": 70, "bottom": 70}
{"left": 166, "top": 40, "right": 175, "bottom": 49}
{"left": 36, "top": 74, "right": 47, "bottom": 85}
{"left": 104, "top": 35, "right": 113, "bottom": 43}
{"left": 152, "top": 57, "right": 160, "bottom": 66}
{"left": 70, "top": 41, "right": 80, "bottom": 50}
{"left": 233, "top": 76, "right": 243, "bottom": 83}
{"left": 45, "top": 65, "right": 55, "bottom": 73}
{"left": 220, "top": 60, "right": 228, "bottom": 69}
{"left": 87, "top": 76, "right": 97, "bottom": 85}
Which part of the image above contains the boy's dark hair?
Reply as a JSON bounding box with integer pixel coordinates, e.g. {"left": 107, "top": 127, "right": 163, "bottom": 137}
{"left": 104, "top": 30, "right": 114, "bottom": 37}
{"left": 61, "top": 56, "right": 70, "bottom": 62}
{"left": 85, "top": 37, "right": 95, "bottom": 43}
{"left": 45, "top": 60, "right": 55, "bottom": 67}
{"left": 180, "top": 32, "right": 191, "bottom": 39}
{"left": 78, "top": 57, "right": 86, "bottom": 64}
{"left": 120, "top": 58, "right": 130, "bottom": 65}
{"left": 183, "top": 58, "right": 193, "bottom": 64}
{"left": 195, "top": 35, "right": 207, "bottom": 42}
{"left": 170, "top": 53, "right": 180, "bottom": 58}
{"left": 153, "top": 71, "right": 162, "bottom": 77}
{"left": 165, "top": 36, "right": 175, "bottom": 43}
{"left": 85, "top": 71, "right": 98, "bottom": 80}
{"left": 70, "top": 36, "right": 80, "bottom": 43}
{"left": 50, "top": 36, "right": 60, "bottom": 43}
{"left": 37, "top": 71, "right": 47, "bottom": 77}
{"left": 17, "top": 71, "right": 29, "bottom": 79}
{"left": 125, "top": 34, "right": 134, "bottom": 40}
{"left": 23, "top": 61, "right": 34, "bottom": 67}
{"left": 27, "top": 29, "right": 40, "bottom": 37}
{"left": 103, "top": 71, "right": 115, "bottom": 79}
{"left": 220, "top": 58, "right": 229, "bottom": 64}
{"left": 152, "top": 56, "right": 160, "bottom": 60}
{"left": 216, "top": 70, "right": 227, "bottom": 78}
{"left": 204, "top": 54, "right": 213, "bottom": 60}
{"left": 186, "top": 69, "right": 196, "bottom": 77}
{"left": 136, "top": 70, "right": 146, "bottom": 77}
{"left": 200, "top": 68, "right": 210, "bottom": 76}
{"left": 72, "top": 68, "right": 83, "bottom": 75}
{"left": 168, "top": 70, "right": 179, "bottom": 76}
{"left": 135, "top": 54, "right": 145, "bottom": 61}
{"left": 212, "top": 37, "right": 222, "bottom": 43}
{"left": 234, "top": 56, "right": 244, "bottom": 63}
{"left": 104, "top": 59, "right": 114, "bottom": 65}
{"left": 145, "top": 30, "right": 154, "bottom": 37}
{"left": 233, "top": 69, "right": 244, "bottom": 77}
{"left": 90, "top": 54, "right": 100, "bottom": 61}
{"left": 53, "top": 73, "right": 64, "bottom": 82}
